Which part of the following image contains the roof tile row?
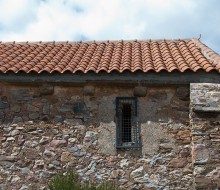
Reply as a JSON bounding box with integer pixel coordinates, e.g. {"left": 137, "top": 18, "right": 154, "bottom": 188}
{"left": 0, "top": 38, "right": 219, "bottom": 74}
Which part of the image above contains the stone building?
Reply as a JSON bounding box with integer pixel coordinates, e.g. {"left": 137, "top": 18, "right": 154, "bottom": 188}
{"left": 0, "top": 38, "right": 220, "bottom": 190}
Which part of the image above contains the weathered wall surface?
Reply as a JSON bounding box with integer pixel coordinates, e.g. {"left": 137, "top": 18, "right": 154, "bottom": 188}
{"left": 190, "top": 83, "right": 220, "bottom": 190}
{"left": 0, "top": 83, "right": 193, "bottom": 189}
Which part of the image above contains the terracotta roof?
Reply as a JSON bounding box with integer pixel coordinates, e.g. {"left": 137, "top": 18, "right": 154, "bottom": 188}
{"left": 0, "top": 38, "right": 220, "bottom": 74}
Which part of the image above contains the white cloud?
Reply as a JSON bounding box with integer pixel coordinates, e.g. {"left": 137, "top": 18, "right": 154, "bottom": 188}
{"left": 0, "top": 0, "right": 39, "bottom": 31}
{"left": 0, "top": 0, "right": 219, "bottom": 53}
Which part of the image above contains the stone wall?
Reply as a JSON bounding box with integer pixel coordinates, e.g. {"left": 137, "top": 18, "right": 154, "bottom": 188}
{"left": 190, "top": 83, "right": 220, "bottom": 190}
{"left": 0, "top": 83, "right": 193, "bottom": 189}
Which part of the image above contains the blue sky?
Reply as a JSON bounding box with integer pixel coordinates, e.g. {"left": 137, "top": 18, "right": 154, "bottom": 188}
{"left": 0, "top": 0, "right": 220, "bottom": 54}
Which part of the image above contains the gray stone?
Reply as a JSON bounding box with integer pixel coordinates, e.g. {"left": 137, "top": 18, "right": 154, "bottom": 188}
{"left": 41, "top": 115, "right": 49, "bottom": 121}
{"left": 6, "top": 137, "right": 15, "bottom": 141}
{"left": 64, "top": 118, "right": 83, "bottom": 125}
{"left": 83, "top": 85, "right": 95, "bottom": 96}
{"left": 68, "top": 138, "right": 77, "bottom": 143}
{"left": 22, "top": 115, "right": 29, "bottom": 122}
{"left": 61, "top": 151, "right": 76, "bottom": 162}
{"left": 43, "top": 150, "right": 56, "bottom": 158}
{"left": 43, "top": 103, "right": 50, "bottom": 114}
{"left": 192, "top": 144, "right": 210, "bottom": 164}
{"left": 68, "top": 146, "right": 78, "bottom": 153}
{"left": 26, "top": 104, "right": 39, "bottom": 112}
{"left": 0, "top": 156, "right": 16, "bottom": 167}
{"left": 0, "top": 184, "right": 6, "bottom": 190}
{"left": 194, "top": 166, "right": 206, "bottom": 176}
{"left": 12, "top": 116, "right": 23, "bottom": 123}
{"left": 10, "top": 129, "right": 20, "bottom": 136}
{"left": 206, "top": 167, "right": 220, "bottom": 178}
{"left": 23, "top": 149, "right": 40, "bottom": 160}
{"left": 134, "top": 176, "right": 149, "bottom": 183}
{"left": 11, "top": 176, "right": 21, "bottom": 183}
{"left": 18, "top": 135, "right": 25, "bottom": 146}
{"left": 54, "top": 115, "right": 63, "bottom": 122}
{"left": 20, "top": 167, "right": 31, "bottom": 175}
{"left": 59, "top": 105, "right": 71, "bottom": 112}
{"left": 39, "top": 136, "right": 50, "bottom": 145}
{"left": 11, "top": 104, "right": 21, "bottom": 112}
{"left": 24, "top": 140, "right": 38, "bottom": 148}
{"left": 0, "top": 160, "right": 14, "bottom": 167}
{"left": 119, "top": 159, "right": 129, "bottom": 168}
{"left": 51, "top": 160, "right": 61, "bottom": 166}
{"left": 83, "top": 130, "right": 98, "bottom": 142}
{"left": 2, "top": 126, "right": 12, "bottom": 134}
{"left": 49, "top": 140, "right": 67, "bottom": 148}
{"left": 37, "top": 170, "right": 53, "bottom": 178}
{"left": 0, "top": 112, "right": 5, "bottom": 119}
{"left": 75, "top": 125, "right": 86, "bottom": 133}
{"left": 133, "top": 87, "right": 147, "bottom": 97}
{"left": 176, "top": 87, "right": 189, "bottom": 100}
{"left": 40, "top": 84, "right": 54, "bottom": 95}
{"left": 33, "top": 160, "right": 44, "bottom": 169}
{"left": 15, "top": 95, "right": 33, "bottom": 101}
{"left": 130, "top": 166, "right": 144, "bottom": 178}
{"left": 29, "top": 112, "right": 40, "bottom": 120}
{"left": 168, "top": 158, "right": 188, "bottom": 168}
{"left": 73, "top": 151, "right": 86, "bottom": 157}
{"left": 193, "top": 106, "right": 220, "bottom": 113}
{"left": 0, "top": 102, "right": 9, "bottom": 109}
{"left": 19, "top": 185, "right": 29, "bottom": 190}
{"left": 11, "top": 147, "right": 21, "bottom": 156}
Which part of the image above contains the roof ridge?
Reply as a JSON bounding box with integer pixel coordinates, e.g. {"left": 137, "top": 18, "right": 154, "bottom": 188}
{"left": 0, "top": 38, "right": 194, "bottom": 45}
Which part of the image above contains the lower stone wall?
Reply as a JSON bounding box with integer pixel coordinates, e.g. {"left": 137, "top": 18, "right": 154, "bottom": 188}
{"left": 0, "top": 120, "right": 193, "bottom": 190}
{"left": 2, "top": 81, "right": 220, "bottom": 189}
{"left": 0, "top": 83, "right": 193, "bottom": 189}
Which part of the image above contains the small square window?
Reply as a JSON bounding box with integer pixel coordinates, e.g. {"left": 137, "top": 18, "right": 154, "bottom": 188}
{"left": 116, "top": 97, "right": 141, "bottom": 149}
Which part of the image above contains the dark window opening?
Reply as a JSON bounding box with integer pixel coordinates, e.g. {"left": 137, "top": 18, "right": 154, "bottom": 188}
{"left": 116, "top": 97, "right": 141, "bottom": 149}
{"left": 122, "top": 104, "right": 132, "bottom": 142}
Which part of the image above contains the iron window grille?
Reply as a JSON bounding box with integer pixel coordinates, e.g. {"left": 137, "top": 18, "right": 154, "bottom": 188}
{"left": 116, "top": 97, "right": 141, "bottom": 149}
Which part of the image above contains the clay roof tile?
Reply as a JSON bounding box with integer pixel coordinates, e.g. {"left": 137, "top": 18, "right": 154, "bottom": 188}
{"left": 0, "top": 38, "right": 219, "bottom": 74}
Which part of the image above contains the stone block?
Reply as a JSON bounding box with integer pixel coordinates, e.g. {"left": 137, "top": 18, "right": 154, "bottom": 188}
{"left": 10, "top": 89, "right": 34, "bottom": 101}
{"left": 43, "top": 103, "right": 50, "bottom": 114}
{"left": 26, "top": 104, "right": 39, "bottom": 112}
{"left": 193, "top": 106, "right": 220, "bottom": 113}
{"left": 168, "top": 158, "right": 188, "bottom": 168}
{"left": 130, "top": 166, "right": 144, "bottom": 178}
{"left": 0, "top": 112, "right": 5, "bottom": 119}
{"left": 39, "top": 84, "right": 54, "bottom": 95}
{"left": 54, "top": 115, "right": 63, "bottom": 122}
{"left": 190, "top": 83, "right": 220, "bottom": 116}
{"left": 192, "top": 144, "right": 210, "bottom": 164}
{"left": 176, "top": 87, "right": 189, "bottom": 100}
{"left": 133, "top": 87, "right": 147, "bottom": 97}
{"left": 59, "top": 105, "right": 71, "bottom": 113}
{"left": 11, "top": 104, "right": 21, "bottom": 113}
{"left": 0, "top": 102, "right": 9, "bottom": 109}
{"left": 12, "top": 116, "right": 23, "bottom": 123}
{"left": 83, "top": 85, "right": 95, "bottom": 96}
{"left": 28, "top": 113, "right": 40, "bottom": 120}
{"left": 61, "top": 152, "right": 76, "bottom": 162}
{"left": 49, "top": 140, "right": 67, "bottom": 148}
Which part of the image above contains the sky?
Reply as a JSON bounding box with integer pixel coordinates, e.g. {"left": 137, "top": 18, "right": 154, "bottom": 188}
{"left": 0, "top": 0, "right": 220, "bottom": 54}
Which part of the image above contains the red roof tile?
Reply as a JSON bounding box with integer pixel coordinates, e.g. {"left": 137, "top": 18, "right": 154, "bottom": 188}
{"left": 0, "top": 38, "right": 219, "bottom": 74}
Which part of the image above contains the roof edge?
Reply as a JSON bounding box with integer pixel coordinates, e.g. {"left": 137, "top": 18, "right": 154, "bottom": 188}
{"left": 192, "top": 38, "right": 220, "bottom": 68}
